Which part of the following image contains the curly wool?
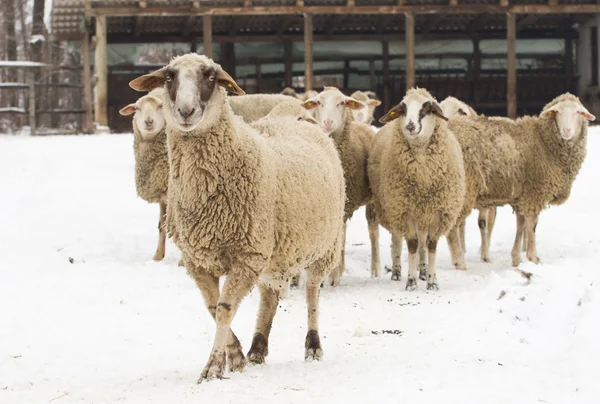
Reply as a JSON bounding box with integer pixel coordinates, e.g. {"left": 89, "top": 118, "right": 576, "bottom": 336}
{"left": 369, "top": 89, "right": 466, "bottom": 237}
{"left": 227, "top": 93, "right": 301, "bottom": 123}
{"left": 167, "top": 88, "right": 345, "bottom": 287}
{"left": 448, "top": 93, "right": 588, "bottom": 216}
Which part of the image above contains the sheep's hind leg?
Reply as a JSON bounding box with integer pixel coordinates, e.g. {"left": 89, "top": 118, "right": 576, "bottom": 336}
{"left": 424, "top": 232, "right": 439, "bottom": 290}
{"left": 248, "top": 285, "right": 280, "bottom": 365}
{"left": 389, "top": 232, "right": 403, "bottom": 280}
{"left": 524, "top": 213, "right": 541, "bottom": 264}
{"left": 328, "top": 222, "right": 346, "bottom": 287}
{"left": 305, "top": 258, "right": 330, "bottom": 361}
{"left": 366, "top": 204, "right": 381, "bottom": 278}
{"left": 418, "top": 237, "right": 428, "bottom": 281}
{"left": 511, "top": 213, "right": 525, "bottom": 267}
{"left": 459, "top": 220, "right": 467, "bottom": 253}
{"left": 153, "top": 202, "right": 167, "bottom": 261}
{"left": 190, "top": 267, "right": 246, "bottom": 377}
{"left": 199, "top": 269, "right": 257, "bottom": 383}
{"left": 478, "top": 208, "right": 491, "bottom": 262}
{"left": 446, "top": 226, "right": 467, "bottom": 270}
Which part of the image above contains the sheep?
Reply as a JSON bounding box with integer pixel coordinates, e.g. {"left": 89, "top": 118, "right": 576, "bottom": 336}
{"left": 446, "top": 93, "right": 594, "bottom": 266}
{"left": 301, "top": 86, "right": 380, "bottom": 283}
{"left": 281, "top": 86, "right": 319, "bottom": 101}
{"left": 368, "top": 88, "right": 466, "bottom": 290}
{"left": 350, "top": 90, "right": 382, "bottom": 125}
{"left": 128, "top": 53, "right": 345, "bottom": 382}
{"left": 439, "top": 96, "right": 497, "bottom": 262}
{"left": 119, "top": 88, "right": 170, "bottom": 262}
{"left": 227, "top": 93, "right": 301, "bottom": 123}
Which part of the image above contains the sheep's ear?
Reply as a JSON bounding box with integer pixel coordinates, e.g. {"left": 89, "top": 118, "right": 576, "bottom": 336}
{"left": 129, "top": 67, "right": 167, "bottom": 92}
{"left": 578, "top": 106, "right": 596, "bottom": 121}
{"left": 539, "top": 107, "right": 557, "bottom": 120}
{"left": 301, "top": 98, "right": 319, "bottom": 110}
{"left": 368, "top": 99, "right": 382, "bottom": 107}
{"left": 303, "top": 115, "right": 318, "bottom": 125}
{"left": 379, "top": 103, "right": 406, "bottom": 123}
{"left": 345, "top": 97, "right": 365, "bottom": 110}
{"left": 457, "top": 108, "right": 468, "bottom": 116}
{"left": 430, "top": 102, "right": 448, "bottom": 121}
{"left": 216, "top": 68, "right": 245, "bottom": 95}
{"left": 119, "top": 104, "right": 136, "bottom": 116}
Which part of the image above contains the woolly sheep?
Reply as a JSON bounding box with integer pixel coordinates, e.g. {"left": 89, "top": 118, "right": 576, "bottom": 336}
{"left": 227, "top": 93, "right": 301, "bottom": 123}
{"left": 119, "top": 88, "right": 170, "bottom": 262}
{"left": 281, "top": 86, "right": 319, "bottom": 101}
{"left": 302, "top": 86, "right": 380, "bottom": 283}
{"left": 129, "top": 54, "right": 345, "bottom": 382}
{"left": 368, "top": 88, "right": 466, "bottom": 290}
{"left": 439, "top": 96, "right": 497, "bottom": 262}
{"left": 350, "top": 90, "right": 382, "bottom": 125}
{"left": 447, "top": 93, "right": 594, "bottom": 266}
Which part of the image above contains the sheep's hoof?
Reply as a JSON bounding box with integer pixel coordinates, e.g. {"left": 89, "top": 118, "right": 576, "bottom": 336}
{"left": 426, "top": 282, "right": 439, "bottom": 291}
{"left": 198, "top": 352, "right": 226, "bottom": 383}
{"left": 482, "top": 256, "right": 491, "bottom": 263}
{"left": 153, "top": 251, "right": 165, "bottom": 261}
{"left": 391, "top": 267, "right": 402, "bottom": 281}
{"left": 247, "top": 333, "right": 268, "bottom": 365}
{"left": 511, "top": 256, "right": 521, "bottom": 267}
{"left": 405, "top": 277, "right": 417, "bottom": 291}
{"left": 384, "top": 265, "right": 392, "bottom": 273}
{"left": 227, "top": 349, "right": 247, "bottom": 372}
{"left": 419, "top": 265, "right": 427, "bottom": 281}
{"left": 453, "top": 262, "right": 467, "bottom": 271}
{"left": 305, "top": 330, "right": 323, "bottom": 361}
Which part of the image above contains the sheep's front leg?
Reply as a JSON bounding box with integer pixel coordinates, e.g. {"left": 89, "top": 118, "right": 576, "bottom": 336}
{"left": 478, "top": 208, "right": 491, "bottom": 262}
{"left": 418, "top": 238, "right": 428, "bottom": 281}
{"left": 366, "top": 204, "right": 381, "bottom": 278}
{"left": 459, "top": 220, "right": 467, "bottom": 253}
{"left": 199, "top": 270, "right": 257, "bottom": 383}
{"left": 389, "top": 232, "right": 403, "bottom": 280}
{"left": 190, "top": 267, "right": 245, "bottom": 377}
{"left": 524, "top": 213, "right": 541, "bottom": 264}
{"left": 487, "top": 207, "right": 497, "bottom": 247}
{"left": 446, "top": 226, "right": 467, "bottom": 270}
{"left": 153, "top": 202, "right": 167, "bottom": 261}
{"left": 305, "top": 268, "right": 326, "bottom": 361}
{"left": 405, "top": 222, "right": 419, "bottom": 291}
{"left": 248, "top": 285, "right": 280, "bottom": 365}
{"left": 511, "top": 213, "right": 525, "bottom": 266}
{"left": 423, "top": 231, "right": 439, "bottom": 290}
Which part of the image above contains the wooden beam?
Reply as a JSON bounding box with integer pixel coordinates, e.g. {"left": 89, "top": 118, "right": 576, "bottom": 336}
{"left": 565, "top": 37, "right": 573, "bottom": 92}
{"left": 82, "top": 28, "right": 93, "bottom": 134}
{"left": 405, "top": 12, "right": 415, "bottom": 90}
{"left": 450, "top": 0, "right": 458, "bottom": 5}
{"left": 347, "top": 0, "right": 355, "bottom": 6}
{"left": 244, "top": 0, "right": 252, "bottom": 6}
{"left": 28, "top": 70, "right": 37, "bottom": 136}
{"left": 304, "top": 13, "right": 313, "bottom": 92}
{"left": 507, "top": 12, "right": 517, "bottom": 118}
{"left": 94, "top": 15, "right": 108, "bottom": 128}
{"left": 343, "top": 60, "right": 350, "bottom": 88}
{"left": 255, "top": 63, "right": 261, "bottom": 93}
{"left": 203, "top": 14, "right": 213, "bottom": 59}
{"left": 284, "top": 40, "right": 293, "bottom": 87}
{"left": 382, "top": 40, "right": 390, "bottom": 111}
{"left": 369, "top": 59, "right": 376, "bottom": 89}
{"left": 86, "top": 4, "right": 600, "bottom": 17}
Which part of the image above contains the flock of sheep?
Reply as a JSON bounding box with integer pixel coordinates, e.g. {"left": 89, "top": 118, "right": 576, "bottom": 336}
{"left": 118, "top": 53, "right": 595, "bottom": 383}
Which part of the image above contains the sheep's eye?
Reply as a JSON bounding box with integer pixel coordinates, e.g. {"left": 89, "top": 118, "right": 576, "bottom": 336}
{"left": 158, "top": 104, "right": 163, "bottom": 109}
{"left": 209, "top": 76, "right": 215, "bottom": 82}
{"left": 297, "top": 117, "right": 303, "bottom": 121}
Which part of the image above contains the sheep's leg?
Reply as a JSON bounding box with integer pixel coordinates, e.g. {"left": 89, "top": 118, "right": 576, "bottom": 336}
{"left": 389, "top": 232, "right": 403, "bottom": 280}
{"left": 199, "top": 270, "right": 257, "bottom": 383}
{"left": 461, "top": 221, "right": 467, "bottom": 253}
{"left": 366, "top": 204, "right": 381, "bottom": 278}
{"left": 487, "top": 207, "right": 497, "bottom": 247}
{"left": 247, "top": 285, "right": 280, "bottom": 365}
{"left": 446, "top": 226, "right": 467, "bottom": 270}
{"left": 328, "top": 222, "right": 346, "bottom": 287}
{"left": 424, "top": 232, "right": 439, "bottom": 291}
{"left": 511, "top": 213, "right": 526, "bottom": 267}
{"left": 418, "top": 237, "right": 428, "bottom": 281}
{"left": 405, "top": 222, "right": 419, "bottom": 291}
{"left": 305, "top": 266, "right": 327, "bottom": 361}
{"left": 524, "top": 213, "right": 541, "bottom": 264}
{"left": 522, "top": 228, "right": 528, "bottom": 252}
{"left": 478, "top": 208, "right": 491, "bottom": 263}
{"left": 153, "top": 202, "right": 167, "bottom": 261}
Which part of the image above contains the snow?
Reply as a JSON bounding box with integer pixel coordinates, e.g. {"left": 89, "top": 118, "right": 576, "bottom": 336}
{"left": 1, "top": 129, "right": 600, "bottom": 403}
{"left": 0, "top": 61, "right": 47, "bottom": 68}
{"left": 29, "top": 34, "right": 46, "bottom": 44}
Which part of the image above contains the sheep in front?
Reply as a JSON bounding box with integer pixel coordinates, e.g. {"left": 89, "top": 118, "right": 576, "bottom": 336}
{"left": 119, "top": 88, "right": 171, "bottom": 261}
{"left": 129, "top": 53, "right": 345, "bottom": 382}
{"left": 227, "top": 93, "right": 302, "bottom": 123}
{"left": 368, "top": 88, "right": 466, "bottom": 290}
{"left": 440, "top": 96, "right": 497, "bottom": 262}
{"left": 350, "top": 90, "right": 382, "bottom": 125}
{"left": 302, "top": 86, "right": 380, "bottom": 283}
{"left": 447, "top": 93, "right": 594, "bottom": 266}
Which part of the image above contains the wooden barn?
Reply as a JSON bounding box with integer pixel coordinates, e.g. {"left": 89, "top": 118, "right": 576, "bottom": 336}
{"left": 49, "top": 0, "right": 600, "bottom": 132}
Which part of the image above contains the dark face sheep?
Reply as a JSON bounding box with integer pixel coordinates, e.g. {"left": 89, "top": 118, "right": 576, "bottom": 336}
{"left": 380, "top": 90, "right": 447, "bottom": 145}
{"left": 540, "top": 98, "right": 595, "bottom": 141}
{"left": 129, "top": 54, "right": 245, "bottom": 132}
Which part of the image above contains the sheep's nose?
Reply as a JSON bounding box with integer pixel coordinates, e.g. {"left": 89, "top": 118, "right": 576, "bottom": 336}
{"left": 563, "top": 128, "right": 572, "bottom": 136}
{"left": 178, "top": 107, "right": 195, "bottom": 119}
{"left": 406, "top": 121, "right": 416, "bottom": 133}
{"left": 145, "top": 118, "right": 154, "bottom": 126}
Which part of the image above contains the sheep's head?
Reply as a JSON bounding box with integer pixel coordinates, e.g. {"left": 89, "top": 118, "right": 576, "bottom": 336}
{"left": 440, "top": 96, "right": 472, "bottom": 119}
{"left": 380, "top": 88, "right": 447, "bottom": 144}
{"left": 350, "top": 91, "right": 381, "bottom": 124}
{"left": 128, "top": 53, "right": 245, "bottom": 133}
{"left": 266, "top": 101, "right": 318, "bottom": 125}
{"left": 119, "top": 89, "right": 166, "bottom": 139}
{"left": 540, "top": 95, "right": 595, "bottom": 141}
{"left": 301, "top": 87, "right": 365, "bottom": 135}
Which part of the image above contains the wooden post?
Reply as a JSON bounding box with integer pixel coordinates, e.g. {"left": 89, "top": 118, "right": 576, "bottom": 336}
{"left": 203, "top": 14, "right": 213, "bottom": 59}
{"left": 82, "top": 29, "right": 94, "bottom": 134}
{"left": 28, "top": 70, "right": 36, "bottom": 136}
{"left": 304, "top": 13, "right": 314, "bottom": 92}
{"left": 369, "top": 59, "right": 376, "bottom": 89}
{"left": 255, "top": 63, "right": 262, "bottom": 93}
{"left": 473, "top": 38, "right": 481, "bottom": 102}
{"left": 343, "top": 60, "right": 350, "bottom": 89}
{"left": 284, "top": 40, "right": 293, "bottom": 87}
{"left": 565, "top": 38, "right": 573, "bottom": 93}
{"left": 94, "top": 15, "right": 108, "bottom": 129}
{"left": 506, "top": 12, "right": 517, "bottom": 119}
{"left": 405, "top": 12, "right": 415, "bottom": 91}
{"left": 382, "top": 40, "right": 390, "bottom": 111}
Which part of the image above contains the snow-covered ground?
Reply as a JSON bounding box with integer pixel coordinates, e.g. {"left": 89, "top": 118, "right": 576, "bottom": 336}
{"left": 1, "top": 130, "right": 599, "bottom": 403}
